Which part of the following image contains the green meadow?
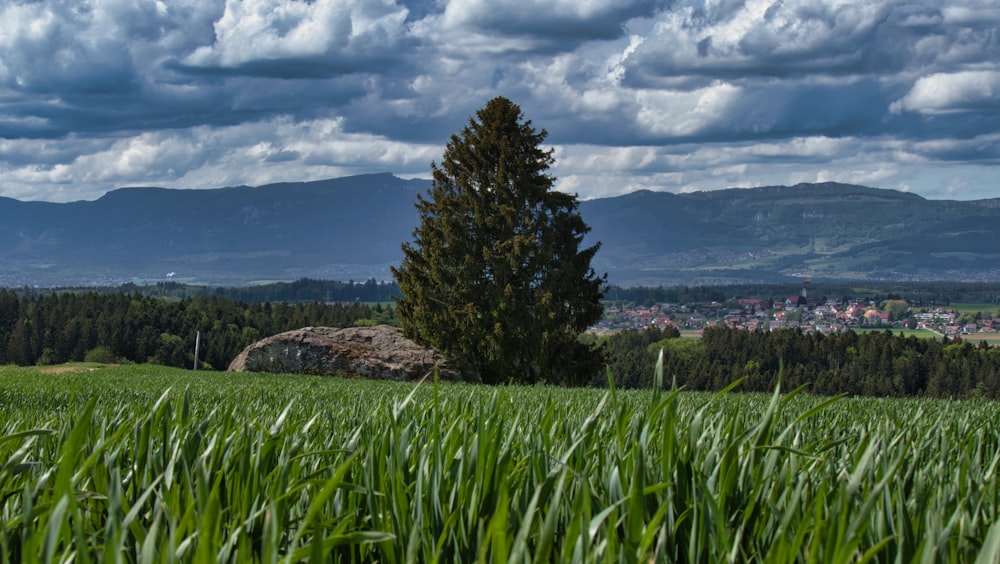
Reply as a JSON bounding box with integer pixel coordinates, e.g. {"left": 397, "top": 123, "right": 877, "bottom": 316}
{"left": 949, "top": 303, "right": 1000, "bottom": 316}
{"left": 852, "top": 328, "right": 940, "bottom": 338}
{"left": 2, "top": 364, "right": 1000, "bottom": 562}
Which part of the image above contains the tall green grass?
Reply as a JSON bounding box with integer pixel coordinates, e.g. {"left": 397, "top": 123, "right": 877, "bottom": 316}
{"left": 2, "top": 364, "right": 999, "bottom": 561}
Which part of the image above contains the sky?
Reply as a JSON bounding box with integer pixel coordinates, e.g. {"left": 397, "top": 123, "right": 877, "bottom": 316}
{"left": 1, "top": 0, "right": 998, "bottom": 203}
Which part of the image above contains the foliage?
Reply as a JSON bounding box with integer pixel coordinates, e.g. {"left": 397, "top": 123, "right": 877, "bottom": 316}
{"left": 393, "top": 97, "right": 605, "bottom": 385}
{"left": 82, "top": 346, "right": 116, "bottom": 364}
{"left": 601, "top": 326, "right": 682, "bottom": 388}
{"left": 0, "top": 289, "right": 395, "bottom": 370}
{"left": 604, "top": 326, "right": 1000, "bottom": 398}
{"left": 196, "top": 278, "right": 400, "bottom": 304}
{"left": 2, "top": 365, "right": 1000, "bottom": 561}
{"left": 882, "top": 299, "right": 909, "bottom": 321}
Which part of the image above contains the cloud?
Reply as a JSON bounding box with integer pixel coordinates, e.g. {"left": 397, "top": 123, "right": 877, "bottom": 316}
{"left": 891, "top": 71, "right": 1000, "bottom": 115}
{"left": 179, "top": 0, "right": 412, "bottom": 76}
{"left": 434, "top": 0, "right": 669, "bottom": 45}
{"left": 905, "top": 134, "right": 1000, "bottom": 164}
{"left": 0, "top": 115, "right": 441, "bottom": 201}
{"left": 0, "top": 0, "right": 999, "bottom": 204}
{"left": 619, "top": 1, "right": 906, "bottom": 87}
{"left": 0, "top": 0, "right": 224, "bottom": 138}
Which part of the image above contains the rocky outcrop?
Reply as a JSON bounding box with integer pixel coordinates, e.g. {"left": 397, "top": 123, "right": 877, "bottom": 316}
{"left": 227, "top": 325, "right": 463, "bottom": 381}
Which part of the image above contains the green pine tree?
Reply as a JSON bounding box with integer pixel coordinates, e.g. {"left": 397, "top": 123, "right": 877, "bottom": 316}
{"left": 392, "top": 96, "right": 606, "bottom": 385}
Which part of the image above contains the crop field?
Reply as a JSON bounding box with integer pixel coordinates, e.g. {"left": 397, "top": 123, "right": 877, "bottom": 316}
{"left": 2, "top": 364, "right": 1000, "bottom": 562}
{"left": 852, "top": 328, "right": 941, "bottom": 339}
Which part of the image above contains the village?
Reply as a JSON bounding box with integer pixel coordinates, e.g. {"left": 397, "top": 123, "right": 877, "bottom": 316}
{"left": 595, "top": 287, "right": 998, "bottom": 338}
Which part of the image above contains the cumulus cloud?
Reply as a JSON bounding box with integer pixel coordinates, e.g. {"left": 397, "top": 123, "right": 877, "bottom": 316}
{"left": 431, "top": 0, "right": 669, "bottom": 47}
{"left": 1, "top": 0, "right": 999, "bottom": 202}
{"left": 180, "top": 0, "right": 411, "bottom": 75}
{"left": 619, "top": 0, "right": 905, "bottom": 86}
{"left": 1, "top": 116, "right": 439, "bottom": 201}
{"left": 891, "top": 71, "right": 1000, "bottom": 115}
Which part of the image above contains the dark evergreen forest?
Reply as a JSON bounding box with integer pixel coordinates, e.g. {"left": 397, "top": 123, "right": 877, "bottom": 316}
{"left": 603, "top": 326, "right": 1000, "bottom": 399}
{"left": 0, "top": 289, "right": 394, "bottom": 370}
{"left": 120, "top": 278, "right": 400, "bottom": 303}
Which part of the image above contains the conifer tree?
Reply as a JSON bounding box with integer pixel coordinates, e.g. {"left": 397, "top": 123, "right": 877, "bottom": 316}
{"left": 392, "top": 97, "right": 605, "bottom": 385}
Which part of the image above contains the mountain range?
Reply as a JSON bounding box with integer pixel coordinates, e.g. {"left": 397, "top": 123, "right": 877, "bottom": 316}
{"left": 2, "top": 173, "right": 999, "bottom": 287}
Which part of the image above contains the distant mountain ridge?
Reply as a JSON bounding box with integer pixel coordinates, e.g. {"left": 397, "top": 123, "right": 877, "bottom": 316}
{"left": 0, "top": 173, "right": 424, "bottom": 286}
{"left": 2, "top": 174, "right": 998, "bottom": 287}
{"left": 580, "top": 182, "right": 1000, "bottom": 285}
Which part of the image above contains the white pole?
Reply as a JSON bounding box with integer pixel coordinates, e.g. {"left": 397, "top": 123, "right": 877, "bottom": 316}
{"left": 194, "top": 331, "right": 200, "bottom": 371}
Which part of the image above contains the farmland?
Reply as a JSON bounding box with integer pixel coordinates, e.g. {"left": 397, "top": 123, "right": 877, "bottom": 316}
{"left": 3, "top": 365, "right": 1000, "bottom": 561}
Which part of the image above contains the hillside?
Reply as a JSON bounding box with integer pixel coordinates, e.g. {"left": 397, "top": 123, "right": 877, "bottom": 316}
{"left": 2, "top": 174, "right": 998, "bottom": 286}
{"left": 0, "top": 173, "right": 424, "bottom": 286}
{"left": 581, "top": 182, "right": 1000, "bottom": 285}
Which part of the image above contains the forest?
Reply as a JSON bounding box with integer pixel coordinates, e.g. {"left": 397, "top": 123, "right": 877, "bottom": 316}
{"left": 603, "top": 326, "right": 1000, "bottom": 399}
{"left": 0, "top": 289, "right": 394, "bottom": 370}
{"left": 115, "top": 277, "right": 399, "bottom": 303}
{"left": 3, "top": 286, "right": 1000, "bottom": 399}
{"left": 40, "top": 278, "right": 1000, "bottom": 310}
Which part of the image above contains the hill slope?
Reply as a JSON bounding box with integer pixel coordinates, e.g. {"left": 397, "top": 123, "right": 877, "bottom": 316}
{"left": 581, "top": 183, "right": 1000, "bottom": 285}
{"left": 0, "top": 173, "right": 424, "bottom": 286}
{"left": 2, "top": 175, "right": 998, "bottom": 286}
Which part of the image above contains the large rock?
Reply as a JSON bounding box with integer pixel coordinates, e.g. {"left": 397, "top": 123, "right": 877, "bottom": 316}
{"left": 227, "top": 325, "right": 463, "bottom": 381}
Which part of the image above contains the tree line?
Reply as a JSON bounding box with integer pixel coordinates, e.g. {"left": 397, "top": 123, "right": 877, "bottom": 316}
{"left": 0, "top": 290, "right": 394, "bottom": 370}
{"left": 3, "top": 286, "right": 1000, "bottom": 399}
{"left": 52, "top": 278, "right": 402, "bottom": 304}
{"left": 603, "top": 326, "right": 1000, "bottom": 399}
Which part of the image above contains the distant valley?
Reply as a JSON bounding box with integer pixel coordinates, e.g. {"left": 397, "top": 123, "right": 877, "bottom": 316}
{"left": 2, "top": 173, "right": 999, "bottom": 287}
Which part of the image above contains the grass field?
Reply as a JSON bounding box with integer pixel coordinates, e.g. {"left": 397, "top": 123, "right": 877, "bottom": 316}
{"left": 948, "top": 303, "right": 1000, "bottom": 315}
{"left": 2, "top": 364, "right": 1000, "bottom": 562}
{"left": 853, "top": 328, "right": 941, "bottom": 339}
